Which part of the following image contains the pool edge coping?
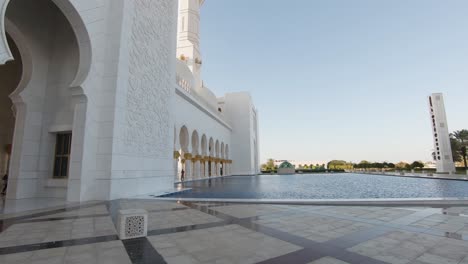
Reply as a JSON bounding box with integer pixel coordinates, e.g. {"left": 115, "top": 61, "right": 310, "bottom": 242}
{"left": 142, "top": 197, "right": 468, "bottom": 206}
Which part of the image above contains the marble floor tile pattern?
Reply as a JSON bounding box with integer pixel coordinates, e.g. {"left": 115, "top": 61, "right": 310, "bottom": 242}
{"left": 1, "top": 200, "right": 468, "bottom": 263}
{"left": 147, "top": 209, "right": 223, "bottom": 230}
{"left": 0, "top": 240, "right": 131, "bottom": 264}
{"left": 0, "top": 216, "right": 116, "bottom": 248}
{"left": 409, "top": 213, "right": 468, "bottom": 234}
{"left": 148, "top": 224, "right": 301, "bottom": 264}
{"left": 255, "top": 211, "right": 375, "bottom": 242}
{"left": 349, "top": 230, "right": 468, "bottom": 264}
{"left": 210, "top": 204, "right": 289, "bottom": 218}
{"left": 315, "top": 206, "right": 418, "bottom": 222}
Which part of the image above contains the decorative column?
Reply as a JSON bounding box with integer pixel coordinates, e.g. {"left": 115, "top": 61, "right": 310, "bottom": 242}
{"left": 180, "top": 158, "right": 185, "bottom": 181}
{"left": 225, "top": 161, "right": 228, "bottom": 176}
{"left": 191, "top": 158, "right": 196, "bottom": 180}
{"left": 226, "top": 160, "right": 229, "bottom": 176}
{"left": 214, "top": 158, "right": 217, "bottom": 176}
{"left": 194, "top": 155, "right": 201, "bottom": 180}
{"left": 220, "top": 160, "right": 224, "bottom": 176}
{"left": 210, "top": 157, "right": 215, "bottom": 177}
{"left": 184, "top": 153, "right": 192, "bottom": 180}
{"left": 205, "top": 156, "right": 210, "bottom": 177}
{"left": 173, "top": 151, "right": 180, "bottom": 181}
{"left": 191, "top": 156, "right": 196, "bottom": 180}
{"left": 200, "top": 159, "right": 204, "bottom": 178}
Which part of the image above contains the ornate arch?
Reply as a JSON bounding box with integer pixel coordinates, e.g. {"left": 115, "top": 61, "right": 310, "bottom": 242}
{"left": 3, "top": 18, "right": 32, "bottom": 105}
{"left": 200, "top": 134, "right": 207, "bottom": 155}
{"left": 0, "top": 0, "right": 92, "bottom": 87}
{"left": 191, "top": 130, "right": 199, "bottom": 155}
{"left": 179, "top": 126, "right": 190, "bottom": 152}
{"left": 215, "top": 140, "right": 219, "bottom": 158}
{"left": 220, "top": 142, "right": 225, "bottom": 159}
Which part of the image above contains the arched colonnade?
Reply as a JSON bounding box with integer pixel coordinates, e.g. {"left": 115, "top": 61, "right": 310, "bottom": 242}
{"left": 173, "top": 126, "right": 232, "bottom": 182}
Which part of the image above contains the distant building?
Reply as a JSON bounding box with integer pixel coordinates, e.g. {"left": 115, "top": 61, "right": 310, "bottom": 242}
{"left": 423, "top": 161, "right": 436, "bottom": 169}
{"left": 428, "top": 93, "right": 456, "bottom": 173}
{"left": 277, "top": 161, "right": 295, "bottom": 175}
{"left": 274, "top": 160, "right": 327, "bottom": 169}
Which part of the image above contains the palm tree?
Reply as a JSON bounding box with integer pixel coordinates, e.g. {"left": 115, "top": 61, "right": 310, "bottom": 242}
{"left": 451, "top": 130, "right": 468, "bottom": 170}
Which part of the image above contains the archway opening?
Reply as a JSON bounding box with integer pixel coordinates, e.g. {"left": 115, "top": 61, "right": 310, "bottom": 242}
{"left": 200, "top": 135, "right": 207, "bottom": 178}
{"left": 3, "top": 0, "right": 82, "bottom": 199}
{"left": 178, "top": 126, "right": 189, "bottom": 181}
{"left": 0, "top": 34, "right": 21, "bottom": 177}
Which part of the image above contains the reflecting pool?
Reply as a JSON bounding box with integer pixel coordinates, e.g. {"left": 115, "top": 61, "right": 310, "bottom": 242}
{"left": 169, "top": 173, "right": 468, "bottom": 199}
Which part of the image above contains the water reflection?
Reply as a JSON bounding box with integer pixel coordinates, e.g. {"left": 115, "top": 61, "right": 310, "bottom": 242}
{"left": 170, "top": 174, "right": 468, "bottom": 200}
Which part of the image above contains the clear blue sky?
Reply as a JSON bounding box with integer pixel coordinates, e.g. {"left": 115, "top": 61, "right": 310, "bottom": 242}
{"left": 199, "top": 0, "right": 468, "bottom": 164}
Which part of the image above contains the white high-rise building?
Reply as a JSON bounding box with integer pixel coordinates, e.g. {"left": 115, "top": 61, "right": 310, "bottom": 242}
{"left": 428, "top": 93, "right": 456, "bottom": 173}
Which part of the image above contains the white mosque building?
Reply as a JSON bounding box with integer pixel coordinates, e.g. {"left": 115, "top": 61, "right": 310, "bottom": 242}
{"left": 0, "top": 0, "right": 259, "bottom": 202}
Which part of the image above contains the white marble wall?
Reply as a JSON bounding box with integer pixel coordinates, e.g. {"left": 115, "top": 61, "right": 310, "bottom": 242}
{"left": 104, "top": 0, "right": 178, "bottom": 199}
{"left": 223, "top": 92, "right": 260, "bottom": 175}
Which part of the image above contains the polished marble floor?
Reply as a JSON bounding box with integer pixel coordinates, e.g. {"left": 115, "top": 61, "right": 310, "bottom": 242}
{"left": 1, "top": 198, "right": 468, "bottom": 263}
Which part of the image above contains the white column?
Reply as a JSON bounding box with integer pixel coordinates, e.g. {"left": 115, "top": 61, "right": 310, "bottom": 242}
{"left": 194, "top": 160, "right": 200, "bottom": 180}
{"left": 173, "top": 157, "right": 179, "bottom": 181}
{"left": 200, "top": 161, "right": 206, "bottom": 179}
{"left": 198, "top": 160, "right": 202, "bottom": 179}
{"left": 185, "top": 160, "right": 192, "bottom": 180}
{"left": 191, "top": 160, "right": 196, "bottom": 180}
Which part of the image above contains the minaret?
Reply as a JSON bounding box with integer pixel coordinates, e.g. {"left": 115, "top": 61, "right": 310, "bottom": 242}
{"left": 177, "top": 0, "right": 205, "bottom": 89}
{"left": 428, "top": 93, "right": 456, "bottom": 173}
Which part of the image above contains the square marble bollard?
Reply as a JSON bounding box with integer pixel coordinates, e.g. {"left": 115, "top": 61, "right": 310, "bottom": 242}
{"left": 117, "top": 209, "right": 148, "bottom": 240}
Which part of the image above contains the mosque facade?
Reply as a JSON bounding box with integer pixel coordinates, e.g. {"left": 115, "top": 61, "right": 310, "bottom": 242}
{"left": 0, "top": 0, "right": 259, "bottom": 201}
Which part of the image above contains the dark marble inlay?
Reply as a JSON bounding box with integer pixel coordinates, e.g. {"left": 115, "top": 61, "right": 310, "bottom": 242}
{"left": 147, "top": 220, "right": 230, "bottom": 236}
{"left": 0, "top": 201, "right": 107, "bottom": 232}
{"left": 16, "top": 213, "right": 110, "bottom": 224}
{"left": 256, "top": 249, "right": 320, "bottom": 264}
{"left": 0, "top": 234, "right": 119, "bottom": 255}
{"left": 148, "top": 207, "right": 189, "bottom": 213}
{"left": 122, "top": 237, "right": 166, "bottom": 264}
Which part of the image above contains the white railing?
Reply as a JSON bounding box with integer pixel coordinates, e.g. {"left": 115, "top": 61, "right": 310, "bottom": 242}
{"left": 176, "top": 74, "right": 192, "bottom": 94}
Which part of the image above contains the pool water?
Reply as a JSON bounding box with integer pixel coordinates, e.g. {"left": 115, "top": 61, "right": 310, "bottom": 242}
{"left": 169, "top": 173, "right": 468, "bottom": 199}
